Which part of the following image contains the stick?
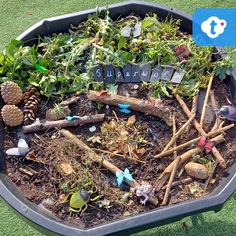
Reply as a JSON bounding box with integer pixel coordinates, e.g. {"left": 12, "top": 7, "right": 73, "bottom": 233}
{"left": 60, "top": 96, "right": 80, "bottom": 106}
{"left": 87, "top": 90, "right": 173, "bottom": 126}
{"left": 161, "top": 114, "right": 195, "bottom": 153}
{"left": 162, "top": 115, "right": 179, "bottom": 205}
{"left": 92, "top": 148, "right": 146, "bottom": 164}
{"left": 186, "top": 95, "right": 199, "bottom": 132}
{"left": 200, "top": 75, "right": 214, "bottom": 128}
{"left": 161, "top": 177, "right": 193, "bottom": 190}
{"left": 175, "top": 94, "right": 226, "bottom": 168}
{"left": 210, "top": 90, "right": 221, "bottom": 132}
{"left": 153, "top": 134, "right": 225, "bottom": 192}
{"left": 23, "top": 114, "right": 105, "bottom": 133}
{"left": 60, "top": 129, "right": 158, "bottom": 205}
{"left": 154, "top": 124, "right": 234, "bottom": 158}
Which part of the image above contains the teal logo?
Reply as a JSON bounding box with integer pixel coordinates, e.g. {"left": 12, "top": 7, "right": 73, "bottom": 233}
{"left": 193, "top": 8, "right": 236, "bottom": 46}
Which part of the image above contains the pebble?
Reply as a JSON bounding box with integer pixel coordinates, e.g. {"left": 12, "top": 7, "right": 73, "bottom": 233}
{"left": 184, "top": 162, "right": 209, "bottom": 180}
{"left": 89, "top": 126, "right": 96, "bottom": 132}
{"left": 106, "top": 105, "right": 109, "bottom": 109}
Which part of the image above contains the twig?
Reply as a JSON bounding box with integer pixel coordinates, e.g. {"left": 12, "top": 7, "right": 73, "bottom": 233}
{"left": 162, "top": 115, "right": 179, "bottom": 205}
{"left": 112, "top": 110, "right": 119, "bottom": 123}
{"left": 60, "top": 96, "right": 80, "bottom": 106}
{"left": 87, "top": 90, "right": 173, "bottom": 126}
{"left": 161, "top": 114, "right": 195, "bottom": 153}
{"left": 200, "top": 75, "right": 214, "bottom": 128}
{"left": 23, "top": 114, "right": 105, "bottom": 133}
{"left": 153, "top": 134, "right": 225, "bottom": 192}
{"left": 186, "top": 95, "right": 198, "bottom": 132}
{"left": 174, "top": 93, "right": 226, "bottom": 168}
{"left": 161, "top": 177, "right": 193, "bottom": 190}
{"left": 92, "top": 148, "right": 146, "bottom": 164}
{"left": 154, "top": 124, "right": 234, "bottom": 158}
{"left": 210, "top": 90, "right": 221, "bottom": 132}
{"left": 204, "top": 161, "right": 218, "bottom": 189}
{"left": 60, "top": 129, "right": 158, "bottom": 205}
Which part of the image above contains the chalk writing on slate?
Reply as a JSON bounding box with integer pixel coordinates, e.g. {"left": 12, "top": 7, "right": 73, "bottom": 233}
{"left": 150, "top": 66, "right": 162, "bottom": 82}
{"left": 105, "top": 64, "right": 115, "bottom": 83}
{"left": 121, "top": 25, "right": 132, "bottom": 37}
{"left": 123, "top": 64, "right": 132, "bottom": 82}
{"left": 133, "top": 22, "right": 142, "bottom": 38}
{"left": 131, "top": 64, "right": 141, "bottom": 82}
{"left": 171, "top": 70, "right": 185, "bottom": 83}
{"left": 93, "top": 64, "right": 185, "bottom": 84}
{"left": 94, "top": 64, "right": 103, "bottom": 82}
{"left": 140, "top": 63, "right": 152, "bottom": 82}
{"left": 161, "top": 67, "right": 175, "bottom": 81}
{"left": 115, "top": 67, "right": 125, "bottom": 82}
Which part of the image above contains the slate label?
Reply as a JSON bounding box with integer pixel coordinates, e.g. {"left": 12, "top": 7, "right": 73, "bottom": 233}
{"left": 171, "top": 70, "right": 185, "bottom": 84}
{"left": 131, "top": 64, "right": 141, "bottom": 82}
{"left": 140, "top": 63, "right": 151, "bottom": 82}
{"left": 161, "top": 67, "right": 175, "bottom": 81}
{"left": 93, "top": 64, "right": 103, "bottom": 82}
{"left": 123, "top": 64, "right": 132, "bottom": 82}
{"left": 105, "top": 64, "right": 115, "bottom": 83}
{"left": 150, "top": 66, "right": 162, "bottom": 82}
{"left": 115, "top": 67, "right": 125, "bottom": 82}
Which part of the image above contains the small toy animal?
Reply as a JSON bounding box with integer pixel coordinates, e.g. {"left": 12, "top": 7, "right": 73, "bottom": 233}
{"left": 131, "top": 181, "right": 155, "bottom": 205}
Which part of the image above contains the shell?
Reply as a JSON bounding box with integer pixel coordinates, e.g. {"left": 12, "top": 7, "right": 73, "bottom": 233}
{"left": 1, "top": 105, "right": 23, "bottom": 127}
{"left": 1, "top": 81, "right": 23, "bottom": 105}
{"left": 184, "top": 162, "right": 209, "bottom": 180}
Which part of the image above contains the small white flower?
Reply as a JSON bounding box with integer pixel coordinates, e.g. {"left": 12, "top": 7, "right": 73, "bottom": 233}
{"left": 89, "top": 126, "right": 96, "bottom": 132}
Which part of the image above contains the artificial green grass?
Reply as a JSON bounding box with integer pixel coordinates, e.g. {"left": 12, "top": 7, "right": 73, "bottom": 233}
{"left": 0, "top": 0, "right": 236, "bottom": 235}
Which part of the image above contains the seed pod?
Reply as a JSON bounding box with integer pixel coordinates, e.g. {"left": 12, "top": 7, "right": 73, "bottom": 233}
{"left": 1, "top": 81, "right": 23, "bottom": 105}
{"left": 185, "top": 162, "right": 209, "bottom": 180}
{"left": 1, "top": 105, "right": 23, "bottom": 127}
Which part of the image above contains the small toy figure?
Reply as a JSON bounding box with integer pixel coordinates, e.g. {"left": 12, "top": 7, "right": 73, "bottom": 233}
{"left": 217, "top": 105, "right": 236, "bottom": 121}
{"left": 131, "top": 181, "right": 155, "bottom": 205}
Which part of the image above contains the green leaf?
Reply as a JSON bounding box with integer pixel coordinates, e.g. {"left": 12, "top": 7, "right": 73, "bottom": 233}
{"left": 106, "top": 84, "right": 118, "bottom": 95}
{"left": 142, "top": 19, "right": 154, "bottom": 29}
{"left": 118, "top": 37, "right": 126, "bottom": 50}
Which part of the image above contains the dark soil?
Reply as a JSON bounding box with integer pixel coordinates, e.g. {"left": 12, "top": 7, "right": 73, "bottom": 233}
{"left": 4, "top": 81, "right": 236, "bottom": 228}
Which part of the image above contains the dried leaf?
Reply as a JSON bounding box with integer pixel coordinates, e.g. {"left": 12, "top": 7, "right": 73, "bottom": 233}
{"left": 126, "top": 115, "right": 136, "bottom": 127}
{"left": 87, "top": 135, "right": 102, "bottom": 144}
{"left": 136, "top": 147, "right": 146, "bottom": 156}
{"left": 58, "top": 163, "right": 74, "bottom": 176}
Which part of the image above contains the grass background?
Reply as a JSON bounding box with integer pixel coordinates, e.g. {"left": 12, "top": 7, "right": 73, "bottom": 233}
{"left": 0, "top": 0, "right": 236, "bottom": 235}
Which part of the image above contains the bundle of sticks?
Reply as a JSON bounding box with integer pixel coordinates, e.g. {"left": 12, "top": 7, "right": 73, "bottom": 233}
{"left": 153, "top": 75, "right": 234, "bottom": 205}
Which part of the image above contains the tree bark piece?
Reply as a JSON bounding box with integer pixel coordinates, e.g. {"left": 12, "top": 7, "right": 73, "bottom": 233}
{"left": 161, "top": 114, "right": 195, "bottom": 153}
{"left": 154, "top": 124, "right": 234, "bottom": 158}
{"left": 60, "top": 129, "right": 159, "bottom": 206}
{"left": 87, "top": 90, "right": 173, "bottom": 126}
{"left": 23, "top": 114, "right": 105, "bottom": 133}
{"left": 200, "top": 75, "right": 214, "bottom": 128}
{"left": 162, "top": 115, "right": 179, "bottom": 205}
{"left": 153, "top": 134, "right": 225, "bottom": 192}
{"left": 175, "top": 94, "right": 226, "bottom": 168}
{"left": 60, "top": 96, "right": 80, "bottom": 106}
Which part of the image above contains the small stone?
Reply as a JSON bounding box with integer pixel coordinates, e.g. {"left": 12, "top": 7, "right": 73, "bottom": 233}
{"left": 89, "top": 126, "right": 96, "bottom": 132}
{"left": 123, "top": 211, "right": 131, "bottom": 217}
{"left": 106, "top": 105, "right": 110, "bottom": 109}
{"left": 133, "top": 84, "right": 139, "bottom": 90}
{"left": 185, "top": 162, "right": 209, "bottom": 180}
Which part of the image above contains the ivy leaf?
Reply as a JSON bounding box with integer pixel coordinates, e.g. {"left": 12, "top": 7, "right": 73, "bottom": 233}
{"left": 215, "top": 66, "right": 232, "bottom": 81}
{"left": 118, "top": 36, "right": 126, "bottom": 50}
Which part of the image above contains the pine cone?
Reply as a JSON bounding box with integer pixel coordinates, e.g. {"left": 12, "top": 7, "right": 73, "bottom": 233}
{"left": 46, "top": 105, "right": 71, "bottom": 121}
{"left": 1, "top": 81, "right": 23, "bottom": 105}
{"left": 23, "top": 85, "right": 40, "bottom": 103}
{"left": 1, "top": 105, "right": 23, "bottom": 127}
{"left": 23, "top": 95, "right": 40, "bottom": 124}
